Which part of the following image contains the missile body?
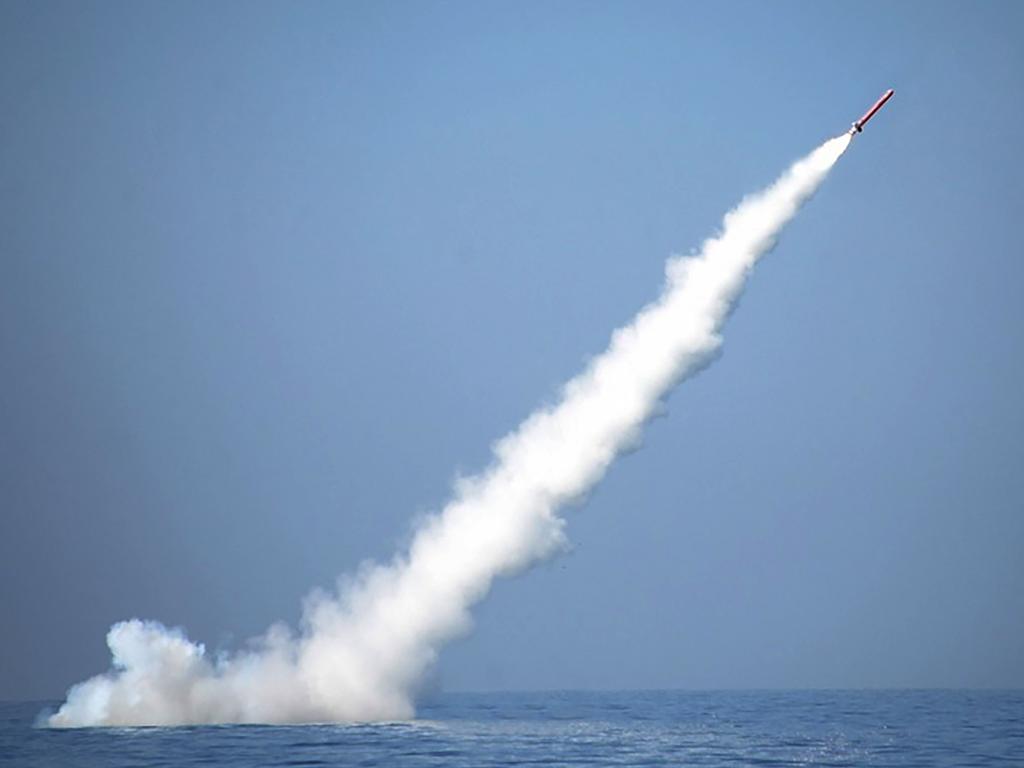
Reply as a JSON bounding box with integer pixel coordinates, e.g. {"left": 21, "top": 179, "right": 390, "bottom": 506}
{"left": 849, "top": 89, "right": 894, "bottom": 135}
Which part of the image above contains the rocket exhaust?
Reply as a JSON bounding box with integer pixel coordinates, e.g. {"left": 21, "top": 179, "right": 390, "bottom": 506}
{"left": 48, "top": 133, "right": 853, "bottom": 728}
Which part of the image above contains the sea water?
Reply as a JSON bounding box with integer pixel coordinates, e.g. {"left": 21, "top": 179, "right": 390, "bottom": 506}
{"left": 4, "top": 689, "right": 1021, "bottom": 766}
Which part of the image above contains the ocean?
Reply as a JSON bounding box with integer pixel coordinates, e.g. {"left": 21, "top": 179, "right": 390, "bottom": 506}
{"left": 4, "top": 690, "right": 1021, "bottom": 766}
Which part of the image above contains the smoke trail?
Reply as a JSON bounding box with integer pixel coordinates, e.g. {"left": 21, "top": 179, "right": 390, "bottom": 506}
{"left": 49, "top": 135, "right": 850, "bottom": 727}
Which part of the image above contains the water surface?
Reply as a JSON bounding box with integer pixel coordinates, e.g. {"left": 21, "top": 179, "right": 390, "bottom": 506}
{"left": 5, "top": 689, "right": 1021, "bottom": 766}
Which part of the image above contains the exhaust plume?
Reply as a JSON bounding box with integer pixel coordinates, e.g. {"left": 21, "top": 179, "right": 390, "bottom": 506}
{"left": 49, "top": 135, "right": 850, "bottom": 727}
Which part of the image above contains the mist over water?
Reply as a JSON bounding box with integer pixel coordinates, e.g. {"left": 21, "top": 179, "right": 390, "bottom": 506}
{"left": 49, "top": 135, "right": 851, "bottom": 728}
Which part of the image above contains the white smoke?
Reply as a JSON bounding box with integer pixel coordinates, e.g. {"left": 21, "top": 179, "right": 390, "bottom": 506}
{"left": 49, "top": 135, "right": 851, "bottom": 727}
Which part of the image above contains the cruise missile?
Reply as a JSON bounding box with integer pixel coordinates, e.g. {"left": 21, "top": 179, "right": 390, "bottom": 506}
{"left": 849, "top": 89, "right": 894, "bottom": 135}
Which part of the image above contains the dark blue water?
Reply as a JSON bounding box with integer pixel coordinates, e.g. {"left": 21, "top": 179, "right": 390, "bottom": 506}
{"left": 4, "top": 690, "right": 1021, "bottom": 766}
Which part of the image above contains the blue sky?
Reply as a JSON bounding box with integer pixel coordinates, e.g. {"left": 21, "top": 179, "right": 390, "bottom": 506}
{"left": 2, "top": 1, "right": 1022, "bottom": 699}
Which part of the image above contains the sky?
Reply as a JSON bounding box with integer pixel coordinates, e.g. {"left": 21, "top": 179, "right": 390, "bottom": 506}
{"left": 1, "top": 1, "right": 1022, "bottom": 701}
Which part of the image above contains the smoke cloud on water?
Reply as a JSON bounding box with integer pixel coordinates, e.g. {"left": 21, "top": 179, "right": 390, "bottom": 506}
{"left": 49, "top": 135, "right": 851, "bottom": 727}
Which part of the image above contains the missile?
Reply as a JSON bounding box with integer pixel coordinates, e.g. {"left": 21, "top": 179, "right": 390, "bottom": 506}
{"left": 849, "top": 88, "right": 894, "bottom": 135}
